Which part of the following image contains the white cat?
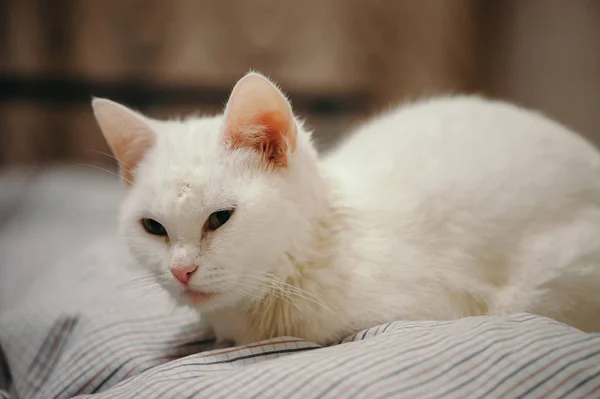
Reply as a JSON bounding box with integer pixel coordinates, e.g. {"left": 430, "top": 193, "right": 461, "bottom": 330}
{"left": 92, "top": 71, "right": 600, "bottom": 346}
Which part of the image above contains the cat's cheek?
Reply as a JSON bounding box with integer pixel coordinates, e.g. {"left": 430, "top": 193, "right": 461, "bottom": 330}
{"left": 124, "top": 226, "right": 171, "bottom": 275}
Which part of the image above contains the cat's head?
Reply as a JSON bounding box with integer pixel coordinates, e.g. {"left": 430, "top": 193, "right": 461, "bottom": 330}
{"left": 92, "top": 72, "right": 324, "bottom": 311}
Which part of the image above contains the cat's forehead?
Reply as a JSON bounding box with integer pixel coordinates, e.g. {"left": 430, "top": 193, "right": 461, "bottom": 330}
{"left": 138, "top": 114, "right": 243, "bottom": 201}
{"left": 152, "top": 115, "right": 224, "bottom": 167}
{"left": 168, "top": 115, "right": 223, "bottom": 149}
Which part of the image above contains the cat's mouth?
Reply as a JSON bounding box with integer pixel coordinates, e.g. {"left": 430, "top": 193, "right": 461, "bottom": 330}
{"left": 182, "top": 288, "right": 216, "bottom": 303}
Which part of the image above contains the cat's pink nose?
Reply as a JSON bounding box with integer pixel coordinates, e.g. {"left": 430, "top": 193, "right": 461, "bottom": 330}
{"left": 171, "top": 265, "right": 198, "bottom": 285}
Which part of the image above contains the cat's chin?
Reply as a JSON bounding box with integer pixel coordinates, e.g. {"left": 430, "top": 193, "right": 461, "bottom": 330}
{"left": 172, "top": 289, "right": 214, "bottom": 305}
{"left": 168, "top": 289, "right": 237, "bottom": 313}
{"left": 182, "top": 290, "right": 216, "bottom": 304}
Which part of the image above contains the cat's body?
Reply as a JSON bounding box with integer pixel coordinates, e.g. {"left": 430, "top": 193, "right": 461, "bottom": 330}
{"left": 93, "top": 72, "right": 600, "bottom": 346}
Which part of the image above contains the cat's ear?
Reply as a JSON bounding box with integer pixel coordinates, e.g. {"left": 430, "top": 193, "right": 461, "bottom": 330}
{"left": 91, "top": 98, "right": 156, "bottom": 186}
{"left": 223, "top": 72, "right": 297, "bottom": 169}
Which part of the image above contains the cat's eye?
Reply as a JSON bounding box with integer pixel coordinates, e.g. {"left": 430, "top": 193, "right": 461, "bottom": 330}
{"left": 207, "top": 209, "right": 234, "bottom": 231}
{"left": 141, "top": 218, "right": 168, "bottom": 237}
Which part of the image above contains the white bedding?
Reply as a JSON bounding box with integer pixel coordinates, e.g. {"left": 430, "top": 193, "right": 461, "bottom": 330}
{"left": 0, "top": 167, "right": 124, "bottom": 310}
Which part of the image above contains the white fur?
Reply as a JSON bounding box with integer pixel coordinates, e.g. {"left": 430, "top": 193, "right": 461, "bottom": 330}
{"left": 98, "top": 77, "right": 600, "bottom": 346}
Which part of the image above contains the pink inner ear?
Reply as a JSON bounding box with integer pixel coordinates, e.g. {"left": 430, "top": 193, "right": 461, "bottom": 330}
{"left": 224, "top": 73, "right": 297, "bottom": 168}
{"left": 113, "top": 134, "right": 154, "bottom": 185}
{"left": 226, "top": 110, "right": 297, "bottom": 168}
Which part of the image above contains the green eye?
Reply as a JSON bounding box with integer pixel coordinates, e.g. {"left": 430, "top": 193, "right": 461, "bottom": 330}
{"left": 207, "top": 209, "right": 234, "bottom": 231}
{"left": 141, "top": 218, "right": 168, "bottom": 236}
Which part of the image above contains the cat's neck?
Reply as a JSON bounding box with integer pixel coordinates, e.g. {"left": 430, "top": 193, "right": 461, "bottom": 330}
{"left": 233, "top": 173, "right": 352, "bottom": 344}
{"left": 277, "top": 169, "right": 346, "bottom": 280}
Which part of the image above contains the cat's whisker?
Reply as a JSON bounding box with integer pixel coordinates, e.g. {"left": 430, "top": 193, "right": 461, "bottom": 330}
{"left": 125, "top": 283, "right": 156, "bottom": 292}
{"left": 187, "top": 277, "right": 239, "bottom": 291}
{"left": 242, "top": 271, "right": 333, "bottom": 313}
{"left": 129, "top": 283, "right": 163, "bottom": 293}
{"left": 83, "top": 149, "right": 135, "bottom": 172}
{"left": 223, "top": 284, "right": 264, "bottom": 303}
{"left": 228, "top": 278, "right": 285, "bottom": 306}
{"left": 273, "top": 285, "right": 331, "bottom": 312}
{"left": 128, "top": 274, "right": 158, "bottom": 283}
{"left": 128, "top": 277, "right": 161, "bottom": 289}
{"left": 122, "top": 269, "right": 327, "bottom": 319}
{"left": 127, "top": 274, "right": 160, "bottom": 283}
{"left": 241, "top": 276, "right": 310, "bottom": 309}
{"left": 76, "top": 163, "right": 133, "bottom": 185}
{"left": 234, "top": 278, "right": 310, "bottom": 316}
{"left": 129, "top": 275, "right": 155, "bottom": 282}
{"left": 251, "top": 271, "right": 324, "bottom": 301}
{"left": 119, "top": 277, "right": 158, "bottom": 289}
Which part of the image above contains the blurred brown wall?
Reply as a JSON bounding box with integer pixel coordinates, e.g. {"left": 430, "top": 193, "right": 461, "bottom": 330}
{"left": 0, "top": 0, "right": 598, "bottom": 168}
{"left": 484, "top": 1, "right": 600, "bottom": 143}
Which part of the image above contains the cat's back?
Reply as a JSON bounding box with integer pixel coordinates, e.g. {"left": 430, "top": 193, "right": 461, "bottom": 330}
{"left": 319, "top": 95, "right": 600, "bottom": 328}
{"left": 322, "top": 95, "right": 600, "bottom": 213}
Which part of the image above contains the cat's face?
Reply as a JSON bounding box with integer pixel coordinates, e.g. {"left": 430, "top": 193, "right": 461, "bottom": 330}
{"left": 92, "top": 72, "right": 321, "bottom": 311}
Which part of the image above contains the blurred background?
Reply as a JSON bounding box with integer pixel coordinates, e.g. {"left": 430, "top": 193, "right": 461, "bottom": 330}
{"left": 2, "top": 0, "right": 600, "bottom": 166}
{"left": 0, "top": 1, "right": 599, "bottom": 293}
